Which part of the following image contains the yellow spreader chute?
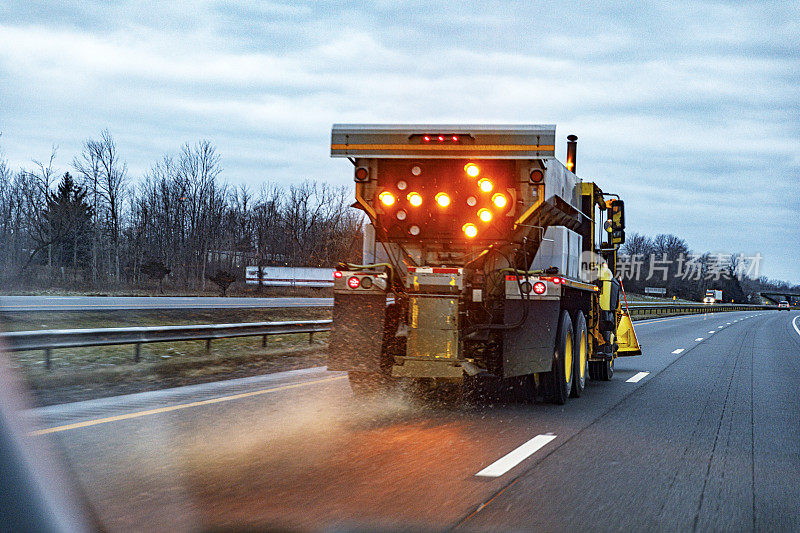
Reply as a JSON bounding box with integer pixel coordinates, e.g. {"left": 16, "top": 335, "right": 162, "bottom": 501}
{"left": 616, "top": 281, "right": 642, "bottom": 356}
{"left": 616, "top": 310, "right": 641, "bottom": 356}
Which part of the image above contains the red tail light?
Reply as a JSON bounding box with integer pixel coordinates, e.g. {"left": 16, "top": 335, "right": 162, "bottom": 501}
{"left": 347, "top": 276, "right": 360, "bottom": 289}
{"left": 533, "top": 281, "right": 546, "bottom": 294}
{"left": 333, "top": 271, "right": 343, "bottom": 279}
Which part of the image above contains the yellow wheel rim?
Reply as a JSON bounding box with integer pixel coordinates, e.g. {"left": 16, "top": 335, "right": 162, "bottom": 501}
{"left": 564, "top": 332, "right": 573, "bottom": 384}
{"left": 579, "top": 330, "right": 587, "bottom": 380}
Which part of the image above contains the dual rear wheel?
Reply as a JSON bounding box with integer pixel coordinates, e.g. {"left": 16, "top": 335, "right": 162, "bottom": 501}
{"left": 544, "top": 310, "right": 590, "bottom": 404}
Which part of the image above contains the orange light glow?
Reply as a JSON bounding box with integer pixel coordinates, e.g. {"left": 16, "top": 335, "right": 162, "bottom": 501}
{"left": 478, "top": 179, "right": 493, "bottom": 193}
{"left": 492, "top": 193, "right": 507, "bottom": 208}
{"left": 379, "top": 192, "right": 396, "bottom": 206}
{"left": 407, "top": 192, "right": 423, "bottom": 207}
{"left": 478, "top": 209, "right": 492, "bottom": 222}
{"left": 435, "top": 193, "right": 451, "bottom": 207}
{"left": 464, "top": 163, "right": 480, "bottom": 178}
{"left": 462, "top": 223, "right": 478, "bottom": 238}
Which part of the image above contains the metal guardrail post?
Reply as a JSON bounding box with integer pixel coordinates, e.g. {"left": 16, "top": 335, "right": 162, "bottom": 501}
{"left": 134, "top": 343, "right": 141, "bottom": 363}
{"left": 45, "top": 348, "right": 51, "bottom": 370}
{"left": 205, "top": 339, "right": 212, "bottom": 353}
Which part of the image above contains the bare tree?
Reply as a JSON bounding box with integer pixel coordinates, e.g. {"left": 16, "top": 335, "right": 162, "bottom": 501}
{"left": 18, "top": 147, "right": 59, "bottom": 274}
{"left": 74, "top": 132, "right": 125, "bottom": 284}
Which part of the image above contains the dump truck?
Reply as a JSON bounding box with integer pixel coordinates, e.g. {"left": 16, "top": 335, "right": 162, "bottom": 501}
{"left": 328, "top": 125, "right": 640, "bottom": 404}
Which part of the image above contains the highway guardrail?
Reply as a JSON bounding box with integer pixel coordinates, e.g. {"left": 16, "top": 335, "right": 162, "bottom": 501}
{"left": 626, "top": 302, "right": 776, "bottom": 319}
{"left": 1, "top": 319, "right": 332, "bottom": 370}
{"left": 0, "top": 303, "right": 779, "bottom": 370}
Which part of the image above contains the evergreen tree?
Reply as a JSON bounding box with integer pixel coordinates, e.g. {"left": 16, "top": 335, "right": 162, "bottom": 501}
{"left": 44, "top": 172, "right": 93, "bottom": 270}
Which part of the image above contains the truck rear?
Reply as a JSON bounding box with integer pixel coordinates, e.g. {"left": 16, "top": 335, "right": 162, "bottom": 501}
{"left": 704, "top": 289, "right": 722, "bottom": 304}
{"left": 328, "top": 124, "right": 640, "bottom": 403}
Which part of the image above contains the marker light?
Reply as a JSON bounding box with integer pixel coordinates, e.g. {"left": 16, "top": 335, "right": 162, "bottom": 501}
{"left": 462, "top": 223, "right": 478, "bottom": 238}
{"left": 379, "top": 191, "right": 396, "bottom": 206}
{"left": 435, "top": 192, "right": 451, "bottom": 207}
{"left": 409, "top": 225, "right": 420, "bottom": 235}
{"left": 466, "top": 196, "right": 477, "bottom": 206}
{"left": 533, "top": 281, "right": 546, "bottom": 294}
{"left": 492, "top": 193, "right": 507, "bottom": 208}
{"left": 396, "top": 210, "right": 407, "bottom": 220}
{"left": 333, "top": 271, "right": 343, "bottom": 279}
{"left": 452, "top": 136, "right": 459, "bottom": 142}
{"left": 478, "top": 208, "right": 492, "bottom": 222}
{"left": 423, "top": 136, "right": 431, "bottom": 142}
{"left": 397, "top": 180, "right": 408, "bottom": 190}
{"left": 530, "top": 169, "right": 544, "bottom": 183}
{"left": 478, "top": 179, "right": 493, "bottom": 193}
{"left": 438, "top": 136, "right": 445, "bottom": 141}
{"left": 464, "top": 163, "right": 480, "bottom": 177}
{"left": 407, "top": 192, "right": 423, "bottom": 207}
{"left": 347, "top": 276, "right": 360, "bottom": 289}
{"left": 551, "top": 277, "right": 562, "bottom": 284}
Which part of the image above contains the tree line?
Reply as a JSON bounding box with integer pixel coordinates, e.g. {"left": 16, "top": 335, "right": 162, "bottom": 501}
{"left": 0, "top": 131, "right": 363, "bottom": 292}
{"left": 618, "top": 232, "right": 798, "bottom": 303}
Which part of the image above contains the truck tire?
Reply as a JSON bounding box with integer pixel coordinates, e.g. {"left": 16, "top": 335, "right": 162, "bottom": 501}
{"left": 589, "top": 358, "right": 614, "bottom": 381}
{"left": 348, "top": 371, "right": 394, "bottom": 397}
{"left": 570, "top": 311, "right": 588, "bottom": 398}
{"left": 544, "top": 310, "right": 574, "bottom": 405}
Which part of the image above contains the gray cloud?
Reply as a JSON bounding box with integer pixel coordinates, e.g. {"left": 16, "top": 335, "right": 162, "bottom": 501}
{"left": 0, "top": 1, "right": 798, "bottom": 282}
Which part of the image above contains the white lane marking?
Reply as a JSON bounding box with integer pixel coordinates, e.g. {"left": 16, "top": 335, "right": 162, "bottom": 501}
{"left": 695, "top": 337, "right": 704, "bottom": 341}
{"left": 793, "top": 315, "right": 800, "bottom": 337}
{"left": 672, "top": 348, "right": 685, "bottom": 354}
{"left": 726, "top": 322, "right": 731, "bottom": 325}
{"left": 708, "top": 331, "right": 715, "bottom": 334}
{"left": 626, "top": 371, "right": 650, "bottom": 383}
{"left": 717, "top": 326, "right": 724, "bottom": 329}
{"left": 475, "top": 434, "right": 557, "bottom": 477}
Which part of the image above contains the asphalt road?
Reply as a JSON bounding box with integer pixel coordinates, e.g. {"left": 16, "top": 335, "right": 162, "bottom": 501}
{"left": 0, "top": 295, "right": 333, "bottom": 311}
{"left": 22, "top": 310, "right": 800, "bottom": 532}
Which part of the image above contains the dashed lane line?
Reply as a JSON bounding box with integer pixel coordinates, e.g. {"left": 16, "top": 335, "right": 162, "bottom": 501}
{"left": 672, "top": 348, "right": 685, "bottom": 354}
{"left": 626, "top": 372, "right": 650, "bottom": 383}
{"left": 695, "top": 337, "right": 704, "bottom": 341}
{"left": 475, "top": 434, "right": 557, "bottom": 478}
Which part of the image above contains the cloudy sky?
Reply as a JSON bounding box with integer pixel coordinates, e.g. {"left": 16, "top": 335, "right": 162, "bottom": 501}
{"left": 1, "top": 1, "right": 798, "bottom": 282}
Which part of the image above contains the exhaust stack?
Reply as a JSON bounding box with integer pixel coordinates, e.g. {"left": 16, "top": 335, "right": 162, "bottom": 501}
{"left": 566, "top": 134, "right": 577, "bottom": 174}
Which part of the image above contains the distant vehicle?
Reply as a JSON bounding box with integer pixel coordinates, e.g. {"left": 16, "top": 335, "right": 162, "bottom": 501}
{"left": 778, "top": 300, "right": 790, "bottom": 310}
{"left": 244, "top": 266, "right": 335, "bottom": 288}
{"left": 704, "top": 289, "right": 722, "bottom": 304}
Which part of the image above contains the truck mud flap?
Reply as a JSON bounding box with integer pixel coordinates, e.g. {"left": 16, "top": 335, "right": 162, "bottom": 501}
{"left": 502, "top": 299, "right": 560, "bottom": 377}
{"left": 328, "top": 293, "right": 387, "bottom": 372}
